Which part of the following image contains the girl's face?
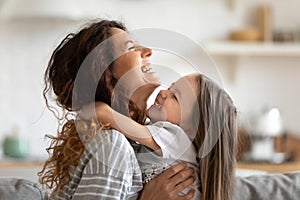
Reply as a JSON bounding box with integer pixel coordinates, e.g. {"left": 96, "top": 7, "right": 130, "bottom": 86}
{"left": 110, "top": 28, "right": 160, "bottom": 109}
{"left": 147, "top": 74, "right": 199, "bottom": 133}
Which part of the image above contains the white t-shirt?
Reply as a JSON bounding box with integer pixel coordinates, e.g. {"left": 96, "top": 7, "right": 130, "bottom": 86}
{"left": 136, "top": 121, "right": 201, "bottom": 199}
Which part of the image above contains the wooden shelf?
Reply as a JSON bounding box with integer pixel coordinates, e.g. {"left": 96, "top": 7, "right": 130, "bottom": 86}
{"left": 204, "top": 41, "right": 300, "bottom": 57}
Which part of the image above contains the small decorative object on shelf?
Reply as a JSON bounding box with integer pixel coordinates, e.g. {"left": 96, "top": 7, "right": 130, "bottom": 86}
{"left": 257, "top": 5, "right": 273, "bottom": 42}
{"left": 2, "top": 126, "right": 29, "bottom": 158}
{"left": 229, "top": 28, "right": 260, "bottom": 42}
{"left": 241, "top": 107, "right": 287, "bottom": 164}
{"left": 273, "top": 30, "right": 295, "bottom": 42}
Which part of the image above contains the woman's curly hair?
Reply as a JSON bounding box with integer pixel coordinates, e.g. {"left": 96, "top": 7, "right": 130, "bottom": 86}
{"left": 38, "top": 20, "right": 145, "bottom": 196}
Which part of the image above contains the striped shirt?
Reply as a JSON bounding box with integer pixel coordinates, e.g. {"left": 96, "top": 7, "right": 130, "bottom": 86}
{"left": 53, "top": 129, "right": 143, "bottom": 200}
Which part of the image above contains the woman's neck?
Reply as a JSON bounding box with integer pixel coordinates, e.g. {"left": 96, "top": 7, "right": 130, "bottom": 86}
{"left": 131, "top": 92, "right": 148, "bottom": 112}
{"left": 131, "top": 85, "right": 157, "bottom": 112}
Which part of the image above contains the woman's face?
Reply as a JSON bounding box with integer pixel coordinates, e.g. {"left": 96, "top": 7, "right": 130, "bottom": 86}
{"left": 110, "top": 28, "right": 160, "bottom": 110}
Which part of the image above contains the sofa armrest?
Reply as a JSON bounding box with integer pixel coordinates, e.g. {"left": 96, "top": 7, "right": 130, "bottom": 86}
{"left": 0, "top": 178, "right": 48, "bottom": 200}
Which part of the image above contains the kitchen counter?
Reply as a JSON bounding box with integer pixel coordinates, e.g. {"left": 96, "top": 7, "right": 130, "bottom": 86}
{"left": 238, "top": 161, "right": 300, "bottom": 174}
{"left": 0, "top": 156, "right": 45, "bottom": 182}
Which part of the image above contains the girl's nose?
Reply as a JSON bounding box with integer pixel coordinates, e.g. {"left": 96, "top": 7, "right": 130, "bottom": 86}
{"left": 140, "top": 46, "right": 152, "bottom": 58}
{"left": 159, "top": 90, "right": 168, "bottom": 99}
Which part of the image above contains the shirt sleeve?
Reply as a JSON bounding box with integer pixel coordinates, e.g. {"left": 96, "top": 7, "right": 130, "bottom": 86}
{"left": 66, "top": 130, "right": 143, "bottom": 200}
{"left": 146, "top": 121, "right": 196, "bottom": 163}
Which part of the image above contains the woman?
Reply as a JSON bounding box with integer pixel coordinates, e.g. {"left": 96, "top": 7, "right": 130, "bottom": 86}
{"left": 39, "top": 19, "right": 195, "bottom": 199}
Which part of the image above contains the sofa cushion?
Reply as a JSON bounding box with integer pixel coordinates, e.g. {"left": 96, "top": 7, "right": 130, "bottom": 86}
{"left": 234, "top": 172, "right": 300, "bottom": 200}
{"left": 0, "top": 178, "right": 48, "bottom": 200}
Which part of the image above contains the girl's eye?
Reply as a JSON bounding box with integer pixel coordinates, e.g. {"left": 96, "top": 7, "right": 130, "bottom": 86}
{"left": 172, "top": 94, "right": 178, "bottom": 101}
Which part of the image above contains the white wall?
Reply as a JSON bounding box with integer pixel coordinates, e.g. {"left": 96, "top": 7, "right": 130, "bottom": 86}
{"left": 0, "top": 0, "right": 299, "bottom": 157}
{"left": 0, "top": 21, "right": 81, "bottom": 157}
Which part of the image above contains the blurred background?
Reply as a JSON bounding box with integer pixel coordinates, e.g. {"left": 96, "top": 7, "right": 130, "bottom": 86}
{"left": 0, "top": 0, "right": 300, "bottom": 180}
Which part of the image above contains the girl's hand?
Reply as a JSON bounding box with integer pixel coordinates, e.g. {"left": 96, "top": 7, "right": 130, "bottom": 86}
{"left": 94, "top": 101, "right": 112, "bottom": 119}
{"left": 78, "top": 102, "right": 112, "bottom": 123}
{"left": 139, "top": 163, "right": 195, "bottom": 200}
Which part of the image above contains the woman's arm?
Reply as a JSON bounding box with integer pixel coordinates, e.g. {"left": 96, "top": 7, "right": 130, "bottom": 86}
{"left": 84, "top": 102, "right": 160, "bottom": 150}
{"left": 140, "top": 163, "right": 196, "bottom": 200}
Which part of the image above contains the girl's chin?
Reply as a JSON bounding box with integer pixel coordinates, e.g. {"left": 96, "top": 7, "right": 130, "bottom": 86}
{"left": 147, "top": 107, "right": 166, "bottom": 123}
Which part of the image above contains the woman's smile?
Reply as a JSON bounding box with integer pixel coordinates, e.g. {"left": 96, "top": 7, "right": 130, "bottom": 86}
{"left": 141, "top": 63, "right": 154, "bottom": 73}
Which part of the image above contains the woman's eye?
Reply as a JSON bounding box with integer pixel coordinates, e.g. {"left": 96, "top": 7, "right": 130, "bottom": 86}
{"left": 125, "top": 40, "right": 136, "bottom": 51}
{"left": 128, "top": 46, "right": 135, "bottom": 51}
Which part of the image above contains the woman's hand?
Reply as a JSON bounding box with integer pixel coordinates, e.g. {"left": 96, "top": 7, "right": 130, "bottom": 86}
{"left": 139, "top": 163, "right": 195, "bottom": 200}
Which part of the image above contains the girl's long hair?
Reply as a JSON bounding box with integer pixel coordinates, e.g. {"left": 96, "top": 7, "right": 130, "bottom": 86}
{"left": 38, "top": 20, "right": 145, "bottom": 196}
{"left": 192, "top": 74, "right": 238, "bottom": 200}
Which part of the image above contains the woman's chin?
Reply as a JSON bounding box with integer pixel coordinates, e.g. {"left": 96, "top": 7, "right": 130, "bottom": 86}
{"left": 139, "top": 83, "right": 160, "bottom": 96}
{"left": 143, "top": 72, "right": 160, "bottom": 86}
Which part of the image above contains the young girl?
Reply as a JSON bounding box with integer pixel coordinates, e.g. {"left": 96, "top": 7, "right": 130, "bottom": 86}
{"left": 87, "top": 73, "right": 238, "bottom": 200}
